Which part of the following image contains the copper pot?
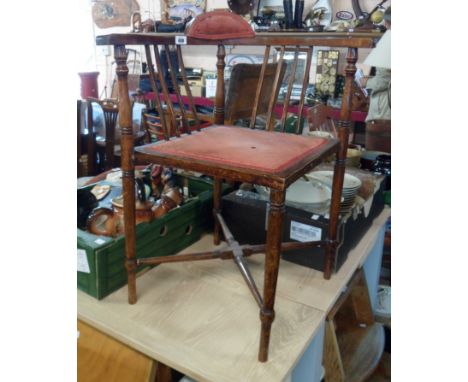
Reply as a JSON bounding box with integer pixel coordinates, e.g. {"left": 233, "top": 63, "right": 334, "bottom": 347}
{"left": 86, "top": 197, "right": 154, "bottom": 237}
{"left": 86, "top": 184, "right": 183, "bottom": 237}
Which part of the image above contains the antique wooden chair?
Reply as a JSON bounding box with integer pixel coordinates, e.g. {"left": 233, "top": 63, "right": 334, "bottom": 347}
{"left": 77, "top": 100, "right": 83, "bottom": 176}
{"left": 86, "top": 98, "right": 146, "bottom": 172}
{"left": 97, "top": 11, "right": 373, "bottom": 362}
{"left": 89, "top": 98, "right": 120, "bottom": 171}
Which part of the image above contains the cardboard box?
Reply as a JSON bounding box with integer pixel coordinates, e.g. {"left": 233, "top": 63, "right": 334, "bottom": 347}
{"left": 221, "top": 180, "right": 385, "bottom": 273}
{"left": 180, "top": 80, "right": 203, "bottom": 97}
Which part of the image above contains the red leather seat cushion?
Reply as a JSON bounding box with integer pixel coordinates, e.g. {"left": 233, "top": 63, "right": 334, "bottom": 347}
{"left": 186, "top": 10, "right": 255, "bottom": 40}
{"left": 139, "top": 126, "right": 329, "bottom": 175}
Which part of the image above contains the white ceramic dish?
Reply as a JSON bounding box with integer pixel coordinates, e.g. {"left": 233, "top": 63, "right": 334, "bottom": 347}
{"left": 255, "top": 177, "right": 331, "bottom": 207}
{"left": 286, "top": 178, "right": 331, "bottom": 205}
{"left": 306, "top": 170, "right": 362, "bottom": 190}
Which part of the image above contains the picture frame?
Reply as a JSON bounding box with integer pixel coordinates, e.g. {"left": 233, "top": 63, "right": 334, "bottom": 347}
{"left": 161, "top": 0, "right": 206, "bottom": 24}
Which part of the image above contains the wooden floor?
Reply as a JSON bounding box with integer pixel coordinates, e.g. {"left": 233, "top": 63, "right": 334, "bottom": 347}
{"left": 77, "top": 320, "right": 157, "bottom": 382}
{"left": 367, "top": 351, "right": 391, "bottom": 381}
{"left": 367, "top": 322, "right": 390, "bottom": 381}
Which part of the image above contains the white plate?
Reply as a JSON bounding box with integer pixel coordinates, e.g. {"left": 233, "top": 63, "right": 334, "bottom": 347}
{"left": 286, "top": 178, "right": 331, "bottom": 205}
{"left": 255, "top": 177, "right": 331, "bottom": 206}
{"left": 306, "top": 170, "right": 362, "bottom": 190}
{"left": 342, "top": 187, "right": 360, "bottom": 193}
{"left": 91, "top": 184, "right": 111, "bottom": 200}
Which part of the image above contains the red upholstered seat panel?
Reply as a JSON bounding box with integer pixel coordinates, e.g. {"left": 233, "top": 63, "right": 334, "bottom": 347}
{"left": 139, "top": 126, "right": 329, "bottom": 175}
{"left": 186, "top": 10, "right": 255, "bottom": 40}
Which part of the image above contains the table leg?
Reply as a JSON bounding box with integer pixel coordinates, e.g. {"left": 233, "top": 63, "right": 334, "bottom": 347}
{"left": 154, "top": 362, "right": 172, "bottom": 382}
{"left": 259, "top": 188, "right": 285, "bottom": 362}
{"left": 213, "top": 178, "right": 222, "bottom": 245}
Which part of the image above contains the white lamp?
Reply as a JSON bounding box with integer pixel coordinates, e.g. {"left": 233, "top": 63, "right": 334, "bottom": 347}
{"left": 364, "top": 30, "right": 391, "bottom": 69}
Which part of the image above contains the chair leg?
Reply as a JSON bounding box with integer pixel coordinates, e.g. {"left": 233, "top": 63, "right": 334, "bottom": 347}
{"left": 213, "top": 178, "right": 223, "bottom": 245}
{"left": 258, "top": 188, "right": 285, "bottom": 362}
{"left": 324, "top": 129, "right": 349, "bottom": 279}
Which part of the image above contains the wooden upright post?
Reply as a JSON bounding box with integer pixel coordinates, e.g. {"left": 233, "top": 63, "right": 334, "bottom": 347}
{"left": 114, "top": 44, "right": 137, "bottom": 304}
{"left": 324, "top": 47, "right": 357, "bottom": 279}
{"left": 214, "top": 44, "right": 225, "bottom": 125}
{"left": 259, "top": 188, "right": 285, "bottom": 362}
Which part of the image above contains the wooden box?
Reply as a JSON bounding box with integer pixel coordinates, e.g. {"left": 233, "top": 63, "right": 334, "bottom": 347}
{"left": 77, "top": 176, "right": 216, "bottom": 299}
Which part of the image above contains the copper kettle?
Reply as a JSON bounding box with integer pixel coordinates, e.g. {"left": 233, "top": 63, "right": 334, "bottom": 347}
{"left": 87, "top": 177, "right": 183, "bottom": 237}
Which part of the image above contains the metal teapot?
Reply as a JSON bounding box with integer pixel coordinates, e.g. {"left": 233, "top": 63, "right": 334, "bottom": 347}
{"left": 86, "top": 178, "right": 154, "bottom": 237}
{"left": 86, "top": 175, "right": 184, "bottom": 237}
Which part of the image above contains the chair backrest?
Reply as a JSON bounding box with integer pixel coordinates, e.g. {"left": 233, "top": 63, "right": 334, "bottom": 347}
{"left": 91, "top": 98, "right": 119, "bottom": 171}
{"left": 225, "top": 62, "right": 286, "bottom": 125}
{"left": 110, "top": 48, "right": 142, "bottom": 99}
{"left": 142, "top": 107, "right": 182, "bottom": 142}
{"left": 97, "top": 29, "right": 376, "bottom": 151}
{"left": 142, "top": 43, "right": 315, "bottom": 137}
{"left": 86, "top": 97, "right": 147, "bottom": 170}
{"left": 144, "top": 44, "right": 202, "bottom": 139}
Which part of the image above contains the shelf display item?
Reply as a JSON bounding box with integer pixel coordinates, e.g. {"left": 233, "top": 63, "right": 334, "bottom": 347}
{"left": 307, "top": 170, "right": 362, "bottom": 214}
{"left": 315, "top": 50, "right": 339, "bottom": 97}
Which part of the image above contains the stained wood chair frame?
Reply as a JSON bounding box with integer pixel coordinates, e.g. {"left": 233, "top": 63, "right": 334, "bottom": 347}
{"left": 87, "top": 97, "right": 120, "bottom": 172}
{"left": 96, "top": 31, "right": 379, "bottom": 362}
{"left": 307, "top": 103, "right": 338, "bottom": 137}
{"left": 86, "top": 97, "right": 148, "bottom": 173}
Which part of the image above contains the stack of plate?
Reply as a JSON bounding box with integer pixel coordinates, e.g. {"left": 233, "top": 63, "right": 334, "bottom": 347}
{"left": 285, "top": 177, "right": 332, "bottom": 210}
{"left": 306, "top": 170, "right": 362, "bottom": 214}
{"left": 254, "top": 177, "right": 332, "bottom": 211}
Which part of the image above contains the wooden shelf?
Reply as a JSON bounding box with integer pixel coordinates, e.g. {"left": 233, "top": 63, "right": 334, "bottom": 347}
{"left": 337, "top": 322, "right": 385, "bottom": 382}
{"left": 323, "top": 268, "right": 385, "bottom": 382}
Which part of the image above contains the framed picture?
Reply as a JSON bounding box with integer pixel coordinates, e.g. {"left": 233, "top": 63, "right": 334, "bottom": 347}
{"left": 314, "top": 50, "right": 339, "bottom": 96}
{"left": 92, "top": 0, "right": 140, "bottom": 28}
{"left": 277, "top": 48, "right": 311, "bottom": 101}
{"left": 161, "top": 0, "right": 206, "bottom": 24}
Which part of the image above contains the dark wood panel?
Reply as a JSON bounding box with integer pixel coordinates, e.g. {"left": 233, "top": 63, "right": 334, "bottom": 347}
{"left": 96, "top": 32, "right": 380, "bottom": 48}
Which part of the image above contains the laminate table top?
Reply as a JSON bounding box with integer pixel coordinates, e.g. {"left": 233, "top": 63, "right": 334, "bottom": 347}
{"left": 78, "top": 208, "right": 390, "bottom": 382}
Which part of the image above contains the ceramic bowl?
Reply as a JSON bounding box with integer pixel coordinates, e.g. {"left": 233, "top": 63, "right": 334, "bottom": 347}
{"left": 306, "top": 170, "right": 362, "bottom": 190}
{"left": 255, "top": 177, "right": 332, "bottom": 209}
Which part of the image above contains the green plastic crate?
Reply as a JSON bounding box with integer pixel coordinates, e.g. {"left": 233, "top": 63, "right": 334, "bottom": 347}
{"left": 77, "top": 175, "right": 217, "bottom": 299}
{"left": 383, "top": 190, "right": 391, "bottom": 206}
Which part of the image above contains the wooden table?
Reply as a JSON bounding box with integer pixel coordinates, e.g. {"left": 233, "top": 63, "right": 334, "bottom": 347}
{"left": 78, "top": 208, "right": 390, "bottom": 382}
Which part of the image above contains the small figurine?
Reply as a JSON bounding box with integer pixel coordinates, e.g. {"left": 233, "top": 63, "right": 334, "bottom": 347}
{"left": 310, "top": 0, "right": 332, "bottom": 27}
{"left": 150, "top": 164, "right": 164, "bottom": 197}
{"left": 132, "top": 12, "right": 142, "bottom": 32}
{"left": 142, "top": 18, "right": 156, "bottom": 32}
